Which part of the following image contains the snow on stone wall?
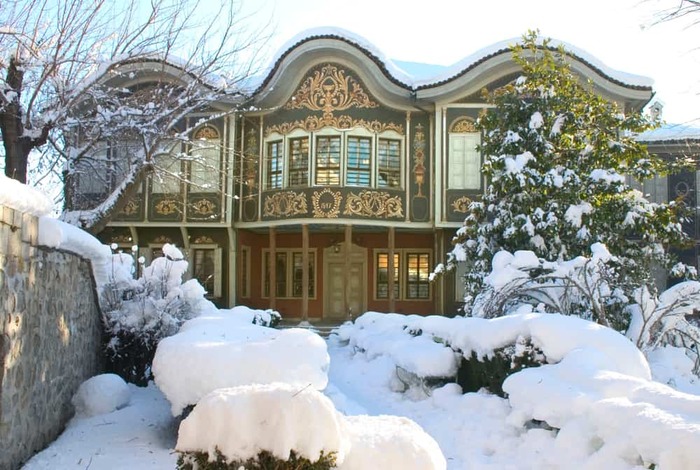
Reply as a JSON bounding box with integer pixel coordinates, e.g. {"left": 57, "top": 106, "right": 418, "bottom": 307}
{"left": 0, "top": 205, "right": 102, "bottom": 470}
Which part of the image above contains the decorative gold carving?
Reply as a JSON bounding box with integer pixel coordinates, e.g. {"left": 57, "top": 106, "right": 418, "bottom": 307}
{"left": 244, "top": 128, "right": 258, "bottom": 192}
{"left": 263, "top": 191, "right": 308, "bottom": 217}
{"left": 452, "top": 196, "right": 473, "bottom": 213}
{"left": 413, "top": 123, "right": 427, "bottom": 197}
{"left": 154, "top": 236, "right": 172, "bottom": 244}
{"left": 191, "top": 198, "right": 216, "bottom": 216}
{"left": 344, "top": 190, "right": 403, "bottom": 219}
{"left": 450, "top": 118, "right": 477, "bottom": 133}
{"left": 155, "top": 199, "right": 179, "bottom": 215}
{"left": 265, "top": 115, "right": 403, "bottom": 137}
{"left": 120, "top": 199, "right": 139, "bottom": 216}
{"left": 194, "top": 126, "right": 219, "bottom": 140}
{"left": 285, "top": 64, "right": 378, "bottom": 119}
{"left": 110, "top": 234, "right": 132, "bottom": 244}
{"left": 193, "top": 236, "right": 215, "bottom": 244}
{"left": 312, "top": 188, "right": 342, "bottom": 218}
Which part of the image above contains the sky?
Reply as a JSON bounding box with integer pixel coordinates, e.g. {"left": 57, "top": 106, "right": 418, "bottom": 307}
{"left": 240, "top": 0, "right": 700, "bottom": 125}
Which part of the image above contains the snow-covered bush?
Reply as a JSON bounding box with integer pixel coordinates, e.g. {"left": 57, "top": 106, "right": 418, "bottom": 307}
{"left": 338, "top": 415, "right": 446, "bottom": 470}
{"left": 152, "top": 307, "right": 329, "bottom": 416}
{"left": 176, "top": 383, "right": 347, "bottom": 469}
{"left": 100, "top": 243, "right": 214, "bottom": 385}
{"left": 72, "top": 374, "right": 131, "bottom": 417}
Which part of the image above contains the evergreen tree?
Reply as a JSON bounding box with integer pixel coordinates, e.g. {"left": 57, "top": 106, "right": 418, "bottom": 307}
{"left": 448, "top": 31, "right": 691, "bottom": 313}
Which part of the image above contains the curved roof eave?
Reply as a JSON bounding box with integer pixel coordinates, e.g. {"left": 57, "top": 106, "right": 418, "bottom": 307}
{"left": 252, "top": 28, "right": 653, "bottom": 107}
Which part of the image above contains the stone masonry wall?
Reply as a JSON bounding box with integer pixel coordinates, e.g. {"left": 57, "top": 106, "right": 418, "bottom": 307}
{"left": 0, "top": 205, "right": 102, "bottom": 470}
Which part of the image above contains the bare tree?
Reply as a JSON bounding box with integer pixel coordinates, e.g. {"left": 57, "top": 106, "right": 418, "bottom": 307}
{"left": 650, "top": 0, "right": 700, "bottom": 25}
{"left": 0, "top": 0, "right": 268, "bottom": 232}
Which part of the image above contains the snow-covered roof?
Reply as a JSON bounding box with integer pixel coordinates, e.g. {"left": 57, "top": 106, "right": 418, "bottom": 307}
{"left": 636, "top": 122, "right": 700, "bottom": 143}
{"left": 251, "top": 27, "right": 653, "bottom": 96}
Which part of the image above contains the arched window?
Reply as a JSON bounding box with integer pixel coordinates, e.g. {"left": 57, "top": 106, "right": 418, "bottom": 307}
{"left": 448, "top": 118, "right": 481, "bottom": 190}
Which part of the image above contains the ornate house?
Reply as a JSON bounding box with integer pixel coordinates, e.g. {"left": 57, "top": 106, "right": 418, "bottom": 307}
{"left": 83, "top": 29, "right": 667, "bottom": 320}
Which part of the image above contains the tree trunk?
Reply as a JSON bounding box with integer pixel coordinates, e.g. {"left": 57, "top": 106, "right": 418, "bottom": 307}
{"left": 1, "top": 57, "right": 49, "bottom": 184}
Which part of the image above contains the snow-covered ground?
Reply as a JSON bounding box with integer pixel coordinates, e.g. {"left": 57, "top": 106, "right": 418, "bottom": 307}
{"left": 23, "top": 313, "right": 700, "bottom": 470}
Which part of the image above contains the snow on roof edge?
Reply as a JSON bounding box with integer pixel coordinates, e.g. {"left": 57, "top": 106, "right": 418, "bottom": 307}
{"left": 256, "top": 27, "right": 653, "bottom": 93}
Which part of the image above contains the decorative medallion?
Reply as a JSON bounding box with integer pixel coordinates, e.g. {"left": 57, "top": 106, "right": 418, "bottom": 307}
{"left": 285, "top": 64, "right": 378, "bottom": 119}
{"left": 194, "top": 126, "right": 219, "bottom": 140}
{"left": 263, "top": 191, "right": 308, "bottom": 217}
{"left": 119, "top": 199, "right": 139, "bottom": 216}
{"left": 153, "top": 235, "right": 172, "bottom": 244}
{"left": 312, "top": 188, "right": 342, "bottom": 218}
{"left": 451, "top": 196, "right": 473, "bottom": 213}
{"left": 193, "top": 236, "right": 215, "bottom": 244}
{"left": 450, "top": 118, "right": 477, "bottom": 133}
{"left": 191, "top": 198, "right": 216, "bottom": 216}
{"left": 412, "top": 123, "right": 427, "bottom": 197}
{"left": 344, "top": 190, "right": 403, "bottom": 219}
{"left": 265, "top": 115, "right": 403, "bottom": 137}
{"left": 155, "top": 199, "right": 179, "bottom": 215}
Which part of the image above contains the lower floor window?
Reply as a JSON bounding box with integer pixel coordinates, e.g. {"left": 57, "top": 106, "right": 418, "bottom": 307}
{"left": 190, "top": 245, "right": 223, "bottom": 298}
{"left": 374, "top": 250, "right": 431, "bottom": 300}
{"left": 264, "top": 250, "right": 316, "bottom": 298}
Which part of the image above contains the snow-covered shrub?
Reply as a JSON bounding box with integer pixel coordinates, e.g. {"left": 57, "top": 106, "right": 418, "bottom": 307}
{"left": 175, "top": 384, "right": 348, "bottom": 469}
{"left": 471, "top": 245, "right": 632, "bottom": 331}
{"left": 177, "top": 449, "right": 337, "bottom": 470}
{"left": 338, "top": 415, "right": 446, "bottom": 470}
{"left": 100, "top": 243, "right": 214, "bottom": 385}
{"left": 72, "top": 374, "right": 131, "bottom": 417}
{"left": 152, "top": 307, "right": 329, "bottom": 416}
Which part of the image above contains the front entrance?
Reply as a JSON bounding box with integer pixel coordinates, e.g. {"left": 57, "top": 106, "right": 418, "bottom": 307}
{"left": 324, "top": 243, "right": 367, "bottom": 320}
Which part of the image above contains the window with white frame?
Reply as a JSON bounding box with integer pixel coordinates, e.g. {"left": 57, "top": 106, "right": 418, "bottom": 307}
{"left": 190, "top": 126, "right": 221, "bottom": 193}
{"left": 374, "top": 249, "right": 431, "bottom": 300}
{"left": 377, "top": 138, "right": 401, "bottom": 188}
{"left": 151, "top": 140, "right": 183, "bottom": 193}
{"left": 262, "top": 128, "right": 403, "bottom": 190}
{"left": 315, "top": 135, "right": 341, "bottom": 185}
{"left": 263, "top": 249, "right": 316, "bottom": 298}
{"left": 448, "top": 119, "right": 481, "bottom": 190}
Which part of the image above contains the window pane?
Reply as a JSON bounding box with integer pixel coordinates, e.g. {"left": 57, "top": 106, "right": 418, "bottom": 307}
{"left": 289, "top": 137, "right": 309, "bottom": 186}
{"left": 193, "top": 249, "right": 216, "bottom": 294}
{"left": 346, "top": 136, "right": 371, "bottom": 186}
{"left": 315, "top": 136, "right": 341, "bottom": 185}
{"left": 376, "top": 253, "right": 400, "bottom": 299}
{"left": 448, "top": 133, "right": 481, "bottom": 190}
{"left": 275, "top": 252, "right": 287, "bottom": 297}
{"left": 190, "top": 139, "right": 220, "bottom": 192}
{"left": 406, "top": 253, "right": 430, "bottom": 299}
{"left": 378, "top": 139, "right": 401, "bottom": 188}
{"left": 266, "top": 141, "right": 284, "bottom": 189}
{"left": 152, "top": 152, "right": 182, "bottom": 193}
{"left": 240, "top": 247, "right": 249, "bottom": 298}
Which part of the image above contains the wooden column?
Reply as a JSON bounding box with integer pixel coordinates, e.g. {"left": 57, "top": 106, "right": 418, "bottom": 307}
{"left": 302, "top": 224, "right": 309, "bottom": 323}
{"left": 269, "top": 226, "right": 276, "bottom": 311}
{"left": 388, "top": 226, "right": 396, "bottom": 314}
{"left": 344, "top": 224, "right": 352, "bottom": 319}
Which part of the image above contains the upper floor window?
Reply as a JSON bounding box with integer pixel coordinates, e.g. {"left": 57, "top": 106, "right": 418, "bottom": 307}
{"left": 448, "top": 118, "right": 481, "bottom": 190}
{"left": 263, "top": 128, "right": 403, "bottom": 190}
{"left": 315, "top": 136, "right": 341, "bottom": 185}
{"left": 289, "top": 137, "right": 309, "bottom": 186}
{"left": 189, "top": 126, "right": 221, "bottom": 193}
{"left": 377, "top": 138, "right": 401, "bottom": 188}
{"left": 346, "top": 136, "right": 371, "bottom": 186}
{"left": 266, "top": 140, "right": 284, "bottom": 189}
{"left": 152, "top": 140, "right": 183, "bottom": 193}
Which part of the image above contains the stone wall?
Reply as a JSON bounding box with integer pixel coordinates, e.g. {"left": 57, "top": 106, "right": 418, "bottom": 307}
{"left": 0, "top": 205, "right": 102, "bottom": 470}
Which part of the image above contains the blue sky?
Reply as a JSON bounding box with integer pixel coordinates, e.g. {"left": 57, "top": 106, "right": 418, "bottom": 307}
{"left": 241, "top": 0, "right": 700, "bottom": 125}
